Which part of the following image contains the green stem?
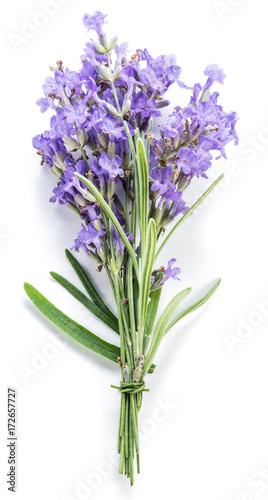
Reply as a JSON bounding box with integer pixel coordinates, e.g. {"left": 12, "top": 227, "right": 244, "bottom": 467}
{"left": 107, "top": 52, "right": 122, "bottom": 118}
{"left": 103, "top": 263, "right": 116, "bottom": 297}
{"left": 125, "top": 175, "right": 130, "bottom": 234}
{"left": 126, "top": 258, "right": 137, "bottom": 361}
{"left": 108, "top": 198, "right": 116, "bottom": 263}
{"left": 114, "top": 272, "right": 126, "bottom": 370}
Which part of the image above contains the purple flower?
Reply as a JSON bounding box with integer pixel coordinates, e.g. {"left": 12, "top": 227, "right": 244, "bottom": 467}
{"left": 112, "top": 226, "right": 134, "bottom": 254}
{"left": 33, "top": 10, "right": 238, "bottom": 268}
{"left": 164, "top": 259, "right": 181, "bottom": 281}
{"left": 98, "top": 153, "right": 123, "bottom": 181}
{"left": 83, "top": 11, "right": 107, "bottom": 36}
{"left": 120, "top": 64, "right": 140, "bottom": 95}
{"left": 114, "top": 42, "right": 129, "bottom": 63}
{"left": 49, "top": 160, "right": 88, "bottom": 207}
{"left": 151, "top": 167, "right": 173, "bottom": 194}
{"left": 203, "top": 64, "right": 226, "bottom": 90}
{"left": 32, "top": 135, "right": 68, "bottom": 169}
{"left": 176, "top": 148, "right": 198, "bottom": 176}
{"left": 164, "top": 185, "right": 183, "bottom": 202}
{"left": 172, "top": 200, "right": 188, "bottom": 217}
{"left": 73, "top": 223, "right": 105, "bottom": 251}
{"left": 151, "top": 259, "right": 181, "bottom": 290}
{"left": 132, "top": 92, "right": 160, "bottom": 119}
{"left": 64, "top": 101, "right": 87, "bottom": 127}
{"left": 99, "top": 116, "right": 124, "bottom": 141}
{"left": 36, "top": 97, "right": 50, "bottom": 113}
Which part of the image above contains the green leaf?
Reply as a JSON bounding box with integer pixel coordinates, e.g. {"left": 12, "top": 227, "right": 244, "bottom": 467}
{"left": 143, "top": 287, "right": 192, "bottom": 375}
{"left": 74, "top": 174, "right": 139, "bottom": 280}
{"left": 165, "top": 278, "right": 221, "bottom": 334}
{"left": 123, "top": 121, "right": 137, "bottom": 171}
{"left": 143, "top": 286, "right": 162, "bottom": 354}
{"left": 136, "top": 137, "right": 149, "bottom": 249}
{"left": 24, "top": 283, "right": 120, "bottom": 363}
{"left": 156, "top": 174, "right": 224, "bottom": 259}
{"left": 146, "top": 118, "right": 153, "bottom": 164}
{"left": 65, "top": 249, "right": 117, "bottom": 323}
{"left": 139, "top": 219, "right": 157, "bottom": 331}
{"left": 50, "top": 272, "right": 119, "bottom": 334}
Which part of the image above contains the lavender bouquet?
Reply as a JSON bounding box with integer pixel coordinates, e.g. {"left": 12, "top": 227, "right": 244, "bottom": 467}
{"left": 25, "top": 11, "right": 238, "bottom": 485}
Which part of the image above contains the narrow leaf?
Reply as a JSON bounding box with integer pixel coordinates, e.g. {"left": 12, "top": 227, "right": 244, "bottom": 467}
{"left": 139, "top": 218, "right": 157, "bottom": 329}
{"left": 165, "top": 278, "right": 221, "bottom": 333}
{"left": 123, "top": 121, "right": 137, "bottom": 170}
{"left": 24, "top": 283, "right": 120, "bottom": 363}
{"left": 143, "top": 287, "right": 191, "bottom": 375}
{"left": 156, "top": 174, "right": 224, "bottom": 259}
{"left": 50, "top": 272, "right": 119, "bottom": 334}
{"left": 146, "top": 117, "right": 153, "bottom": 164}
{"left": 136, "top": 137, "right": 149, "bottom": 248}
{"left": 143, "top": 286, "right": 162, "bottom": 354}
{"left": 65, "top": 249, "right": 117, "bottom": 322}
{"left": 74, "top": 174, "right": 139, "bottom": 280}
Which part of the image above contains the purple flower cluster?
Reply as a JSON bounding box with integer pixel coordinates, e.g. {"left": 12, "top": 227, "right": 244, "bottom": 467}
{"left": 33, "top": 11, "right": 238, "bottom": 284}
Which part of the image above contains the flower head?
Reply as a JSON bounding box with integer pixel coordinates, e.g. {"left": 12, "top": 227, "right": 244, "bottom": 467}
{"left": 83, "top": 11, "right": 107, "bottom": 36}
{"left": 33, "top": 10, "right": 238, "bottom": 264}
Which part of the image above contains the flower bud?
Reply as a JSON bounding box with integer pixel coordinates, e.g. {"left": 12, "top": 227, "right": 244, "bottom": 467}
{"left": 173, "top": 136, "right": 180, "bottom": 150}
{"left": 67, "top": 203, "right": 80, "bottom": 215}
{"left": 113, "top": 194, "right": 125, "bottom": 215}
{"left": 106, "top": 103, "right": 120, "bottom": 117}
{"left": 177, "top": 176, "right": 191, "bottom": 191}
{"left": 87, "top": 251, "right": 102, "bottom": 264}
{"left": 75, "top": 194, "right": 86, "bottom": 207}
{"left": 97, "top": 64, "right": 111, "bottom": 81}
{"left": 122, "top": 97, "right": 131, "bottom": 116}
{"left": 116, "top": 251, "right": 125, "bottom": 270}
{"left": 100, "top": 184, "right": 106, "bottom": 198}
{"left": 97, "top": 133, "right": 107, "bottom": 148}
{"left": 83, "top": 190, "right": 96, "bottom": 203}
{"left": 93, "top": 219, "right": 102, "bottom": 232}
{"left": 63, "top": 136, "right": 79, "bottom": 149}
{"left": 155, "top": 99, "right": 170, "bottom": 109}
{"left": 108, "top": 141, "right": 115, "bottom": 157}
{"left": 159, "top": 215, "right": 174, "bottom": 227}
{"left": 112, "top": 64, "right": 122, "bottom": 81}
{"left": 51, "top": 165, "right": 62, "bottom": 178}
{"left": 110, "top": 260, "right": 118, "bottom": 275}
{"left": 97, "top": 246, "right": 107, "bottom": 262}
{"left": 94, "top": 42, "right": 106, "bottom": 55}
{"left": 122, "top": 150, "right": 130, "bottom": 168}
{"left": 154, "top": 207, "right": 162, "bottom": 225}
{"left": 54, "top": 152, "right": 66, "bottom": 171}
{"left": 108, "top": 181, "right": 115, "bottom": 198}
{"left": 150, "top": 271, "right": 164, "bottom": 291}
{"left": 78, "top": 130, "right": 88, "bottom": 147}
{"left": 200, "top": 88, "right": 210, "bottom": 102}
{"left": 99, "top": 33, "right": 109, "bottom": 50}
{"left": 109, "top": 35, "right": 118, "bottom": 51}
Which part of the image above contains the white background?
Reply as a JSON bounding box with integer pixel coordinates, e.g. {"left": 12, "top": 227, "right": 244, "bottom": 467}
{"left": 1, "top": 1, "right": 268, "bottom": 499}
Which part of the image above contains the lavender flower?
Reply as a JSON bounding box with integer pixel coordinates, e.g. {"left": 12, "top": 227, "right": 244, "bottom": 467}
{"left": 151, "top": 259, "right": 181, "bottom": 290}
{"left": 27, "top": 11, "right": 238, "bottom": 487}
{"left": 33, "top": 14, "right": 238, "bottom": 277}
{"left": 82, "top": 11, "right": 107, "bottom": 37}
